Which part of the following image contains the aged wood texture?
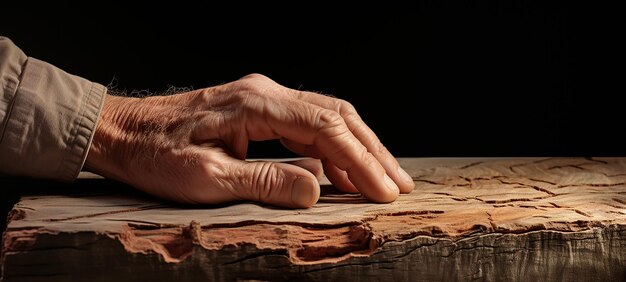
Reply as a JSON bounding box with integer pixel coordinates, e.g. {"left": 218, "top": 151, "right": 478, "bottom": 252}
{"left": 2, "top": 158, "right": 626, "bottom": 281}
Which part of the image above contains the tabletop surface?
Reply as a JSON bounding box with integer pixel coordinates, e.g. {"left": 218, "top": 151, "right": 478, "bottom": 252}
{"left": 5, "top": 157, "right": 626, "bottom": 264}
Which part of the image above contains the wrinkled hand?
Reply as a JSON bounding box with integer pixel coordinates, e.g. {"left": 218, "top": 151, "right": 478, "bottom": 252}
{"left": 86, "top": 74, "right": 414, "bottom": 208}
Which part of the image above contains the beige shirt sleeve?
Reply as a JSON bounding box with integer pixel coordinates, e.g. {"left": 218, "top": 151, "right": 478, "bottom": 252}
{"left": 0, "top": 37, "right": 106, "bottom": 182}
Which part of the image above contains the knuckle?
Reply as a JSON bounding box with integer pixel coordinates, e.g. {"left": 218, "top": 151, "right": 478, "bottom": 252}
{"left": 337, "top": 99, "right": 357, "bottom": 115}
{"left": 237, "top": 74, "right": 276, "bottom": 93}
{"left": 317, "top": 109, "right": 344, "bottom": 127}
{"left": 315, "top": 109, "right": 348, "bottom": 139}
{"left": 227, "top": 82, "right": 267, "bottom": 110}
{"left": 234, "top": 79, "right": 265, "bottom": 96}
{"left": 198, "top": 154, "right": 227, "bottom": 179}
{"left": 341, "top": 102, "right": 361, "bottom": 120}
{"left": 332, "top": 99, "right": 360, "bottom": 122}
{"left": 363, "top": 151, "right": 377, "bottom": 165}
{"left": 252, "top": 162, "right": 283, "bottom": 202}
{"left": 240, "top": 73, "right": 270, "bottom": 81}
{"left": 359, "top": 151, "right": 379, "bottom": 170}
{"left": 374, "top": 142, "right": 389, "bottom": 156}
{"left": 228, "top": 76, "right": 282, "bottom": 108}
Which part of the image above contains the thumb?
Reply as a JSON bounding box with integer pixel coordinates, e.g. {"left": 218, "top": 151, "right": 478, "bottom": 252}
{"left": 227, "top": 160, "right": 320, "bottom": 208}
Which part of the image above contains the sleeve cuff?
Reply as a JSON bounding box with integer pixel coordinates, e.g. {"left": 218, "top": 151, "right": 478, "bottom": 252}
{"left": 61, "top": 80, "right": 106, "bottom": 182}
{"left": 0, "top": 54, "right": 106, "bottom": 182}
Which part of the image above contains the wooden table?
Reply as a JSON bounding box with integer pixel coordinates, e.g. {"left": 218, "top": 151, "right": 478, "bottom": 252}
{"left": 2, "top": 158, "right": 625, "bottom": 281}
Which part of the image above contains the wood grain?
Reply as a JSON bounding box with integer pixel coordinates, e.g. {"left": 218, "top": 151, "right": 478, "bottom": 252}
{"left": 2, "top": 158, "right": 625, "bottom": 281}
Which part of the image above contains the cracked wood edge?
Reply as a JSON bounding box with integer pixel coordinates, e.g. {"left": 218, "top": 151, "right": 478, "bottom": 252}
{"left": 2, "top": 158, "right": 626, "bottom": 280}
{"left": 3, "top": 225, "right": 625, "bottom": 281}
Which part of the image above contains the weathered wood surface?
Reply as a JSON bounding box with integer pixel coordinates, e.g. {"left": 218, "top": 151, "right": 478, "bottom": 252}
{"left": 2, "top": 158, "right": 626, "bottom": 281}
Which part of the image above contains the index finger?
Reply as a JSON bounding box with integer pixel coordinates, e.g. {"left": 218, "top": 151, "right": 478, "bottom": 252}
{"left": 249, "top": 97, "right": 400, "bottom": 203}
{"left": 291, "top": 90, "right": 415, "bottom": 193}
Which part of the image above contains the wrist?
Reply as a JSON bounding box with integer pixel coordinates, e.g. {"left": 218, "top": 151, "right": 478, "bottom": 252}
{"left": 85, "top": 94, "right": 139, "bottom": 181}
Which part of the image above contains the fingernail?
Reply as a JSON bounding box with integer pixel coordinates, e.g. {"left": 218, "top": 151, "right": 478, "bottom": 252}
{"left": 398, "top": 166, "right": 413, "bottom": 183}
{"left": 292, "top": 178, "right": 317, "bottom": 208}
{"left": 383, "top": 174, "right": 399, "bottom": 194}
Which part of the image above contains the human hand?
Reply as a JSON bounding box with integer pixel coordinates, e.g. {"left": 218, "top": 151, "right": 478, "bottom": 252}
{"left": 85, "top": 74, "right": 414, "bottom": 208}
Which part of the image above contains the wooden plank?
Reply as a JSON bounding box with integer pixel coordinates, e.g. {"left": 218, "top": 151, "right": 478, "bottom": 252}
{"left": 2, "top": 158, "right": 625, "bottom": 281}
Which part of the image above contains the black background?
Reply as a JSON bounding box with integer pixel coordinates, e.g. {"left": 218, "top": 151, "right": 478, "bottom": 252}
{"left": 1, "top": 3, "right": 625, "bottom": 234}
